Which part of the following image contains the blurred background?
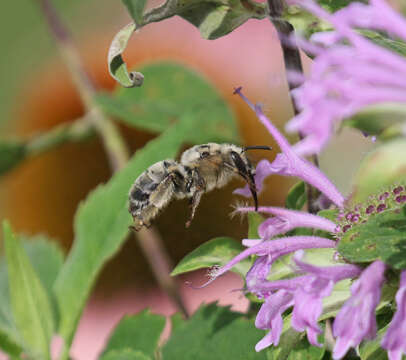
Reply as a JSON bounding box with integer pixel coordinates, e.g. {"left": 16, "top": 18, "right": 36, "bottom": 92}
{"left": 0, "top": 0, "right": 376, "bottom": 358}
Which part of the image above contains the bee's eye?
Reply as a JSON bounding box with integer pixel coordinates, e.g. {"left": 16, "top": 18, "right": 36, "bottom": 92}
{"left": 230, "top": 151, "right": 239, "bottom": 162}
{"left": 231, "top": 151, "right": 247, "bottom": 174}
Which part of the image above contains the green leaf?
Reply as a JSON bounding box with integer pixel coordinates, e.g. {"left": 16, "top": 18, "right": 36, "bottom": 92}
{"left": 162, "top": 303, "right": 267, "bottom": 360}
{"left": 97, "top": 62, "right": 239, "bottom": 144}
{"left": 101, "top": 310, "right": 165, "bottom": 358}
{"left": 247, "top": 212, "right": 264, "bottom": 239}
{"left": 346, "top": 103, "right": 406, "bottom": 140}
{"left": 338, "top": 209, "right": 406, "bottom": 269}
{"left": 286, "top": 181, "right": 306, "bottom": 210}
{"left": 107, "top": 22, "right": 144, "bottom": 88}
{"left": 359, "top": 325, "right": 388, "bottom": 360}
{"left": 0, "top": 235, "right": 63, "bottom": 357}
{"left": 141, "top": 0, "right": 266, "bottom": 40}
{"left": 285, "top": 337, "right": 325, "bottom": 360}
{"left": 171, "top": 237, "right": 251, "bottom": 277}
{"left": 2, "top": 221, "right": 54, "bottom": 359}
{"left": 101, "top": 349, "right": 151, "bottom": 360}
{"left": 361, "top": 29, "right": 406, "bottom": 58}
{"left": 53, "top": 124, "right": 190, "bottom": 350}
{"left": 122, "top": 0, "right": 147, "bottom": 27}
{"left": 268, "top": 248, "right": 336, "bottom": 282}
{"left": 351, "top": 139, "right": 406, "bottom": 203}
{"left": 0, "top": 140, "right": 26, "bottom": 176}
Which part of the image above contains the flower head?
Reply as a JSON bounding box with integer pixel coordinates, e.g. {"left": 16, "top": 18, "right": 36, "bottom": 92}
{"left": 284, "top": 0, "right": 406, "bottom": 156}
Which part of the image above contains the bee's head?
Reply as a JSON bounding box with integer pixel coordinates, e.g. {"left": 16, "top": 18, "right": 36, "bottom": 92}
{"left": 229, "top": 145, "right": 272, "bottom": 211}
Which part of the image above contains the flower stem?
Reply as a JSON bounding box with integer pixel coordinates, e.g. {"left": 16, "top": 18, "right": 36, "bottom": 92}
{"left": 35, "top": 1, "right": 189, "bottom": 357}
{"left": 268, "top": 0, "right": 320, "bottom": 213}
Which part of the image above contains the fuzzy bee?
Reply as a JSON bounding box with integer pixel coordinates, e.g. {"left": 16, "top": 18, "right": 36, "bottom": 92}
{"left": 128, "top": 143, "right": 271, "bottom": 231}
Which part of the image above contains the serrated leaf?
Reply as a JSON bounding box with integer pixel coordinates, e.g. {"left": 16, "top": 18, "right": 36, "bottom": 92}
{"left": 53, "top": 124, "right": 191, "bottom": 350}
{"left": 0, "top": 140, "right": 26, "bottom": 176}
{"left": 286, "top": 181, "right": 306, "bottom": 210}
{"left": 162, "top": 303, "right": 267, "bottom": 360}
{"left": 122, "top": 0, "right": 147, "bottom": 27}
{"left": 100, "top": 310, "right": 165, "bottom": 358}
{"left": 338, "top": 209, "right": 406, "bottom": 269}
{"left": 351, "top": 139, "right": 406, "bottom": 203}
{"left": 247, "top": 212, "right": 264, "bottom": 239}
{"left": 97, "top": 62, "right": 239, "bottom": 144}
{"left": 108, "top": 22, "right": 144, "bottom": 88}
{"left": 101, "top": 349, "right": 151, "bottom": 360}
{"left": 2, "top": 221, "right": 54, "bottom": 359}
{"left": 171, "top": 237, "right": 250, "bottom": 277}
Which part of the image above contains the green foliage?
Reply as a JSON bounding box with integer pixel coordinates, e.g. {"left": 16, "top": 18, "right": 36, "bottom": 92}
{"left": 0, "top": 140, "right": 26, "bottom": 176}
{"left": 107, "top": 23, "right": 144, "bottom": 88}
{"left": 346, "top": 103, "right": 406, "bottom": 140}
{"left": 97, "top": 62, "right": 239, "bottom": 144}
{"left": 162, "top": 303, "right": 267, "bottom": 360}
{"left": 361, "top": 30, "right": 406, "bottom": 58}
{"left": 0, "top": 232, "right": 63, "bottom": 358}
{"left": 102, "top": 349, "right": 152, "bottom": 360}
{"left": 122, "top": 0, "right": 147, "bottom": 27}
{"left": 285, "top": 337, "right": 325, "bottom": 360}
{"left": 268, "top": 248, "right": 336, "bottom": 282}
{"left": 2, "top": 221, "right": 55, "bottom": 360}
{"left": 247, "top": 212, "right": 264, "bottom": 239}
{"left": 136, "top": 0, "right": 266, "bottom": 39}
{"left": 351, "top": 139, "right": 406, "bottom": 203}
{"left": 359, "top": 325, "right": 388, "bottom": 360}
{"left": 286, "top": 181, "right": 306, "bottom": 210}
{"left": 338, "top": 209, "right": 406, "bottom": 269}
{"left": 101, "top": 310, "right": 165, "bottom": 359}
{"left": 171, "top": 237, "right": 251, "bottom": 277}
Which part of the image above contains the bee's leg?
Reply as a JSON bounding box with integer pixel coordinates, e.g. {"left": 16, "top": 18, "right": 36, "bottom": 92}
{"left": 185, "top": 170, "right": 205, "bottom": 228}
{"left": 185, "top": 189, "right": 204, "bottom": 228}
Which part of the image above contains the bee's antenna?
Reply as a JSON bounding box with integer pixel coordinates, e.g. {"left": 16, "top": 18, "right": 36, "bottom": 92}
{"left": 243, "top": 145, "right": 272, "bottom": 152}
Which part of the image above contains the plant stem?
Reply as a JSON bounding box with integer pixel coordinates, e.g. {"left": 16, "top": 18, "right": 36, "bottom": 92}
{"left": 37, "top": 0, "right": 129, "bottom": 171}
{"left": 268, "top": 0, "right": 320, "bottom": 213}
{"left": 36, "top": 0, "right": 189, "bottom": 357}
{"left": 137, "top": 227, "right": 189, "bottom": 319}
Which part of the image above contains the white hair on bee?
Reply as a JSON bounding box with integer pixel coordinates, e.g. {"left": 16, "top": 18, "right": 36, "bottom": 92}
{"left": 229, "top": 200, "right": 251, "bottom": 222}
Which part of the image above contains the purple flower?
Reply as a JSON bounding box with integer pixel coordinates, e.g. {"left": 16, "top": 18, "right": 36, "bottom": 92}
{"left": 199, "top": 236, "right": 336, "bottom": 288}
{"left": 247, "top": 251, "right": 361, "bottom": 350}
{"left": 381, "top": 270, "right": 406, "bottom": 360}
{"left": 333, "top": 260, "right": 386, "bottom": 359}
{"left": 238, "top": 206, "right": 337, "bottom": 240}
{"left": 284, "top": 0, "right": 406, "bottom": 156}
{"left": 291, "top": 251, "right": 362, "bottom": 347}
{"left": 255, "top": 290, "right": 294, "bottom": 351}
{"left": 233, "top": 87, "right": 344, "bottom": 207}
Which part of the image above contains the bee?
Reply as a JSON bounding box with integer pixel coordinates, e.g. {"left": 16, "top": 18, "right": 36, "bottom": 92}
{"left": 128, "top": 143, "right": 271, "bottom": 231}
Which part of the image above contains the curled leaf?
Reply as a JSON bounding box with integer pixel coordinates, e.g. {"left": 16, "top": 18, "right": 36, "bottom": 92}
{"left": 108, "top": 23, "right": 144, "bottom": 88}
